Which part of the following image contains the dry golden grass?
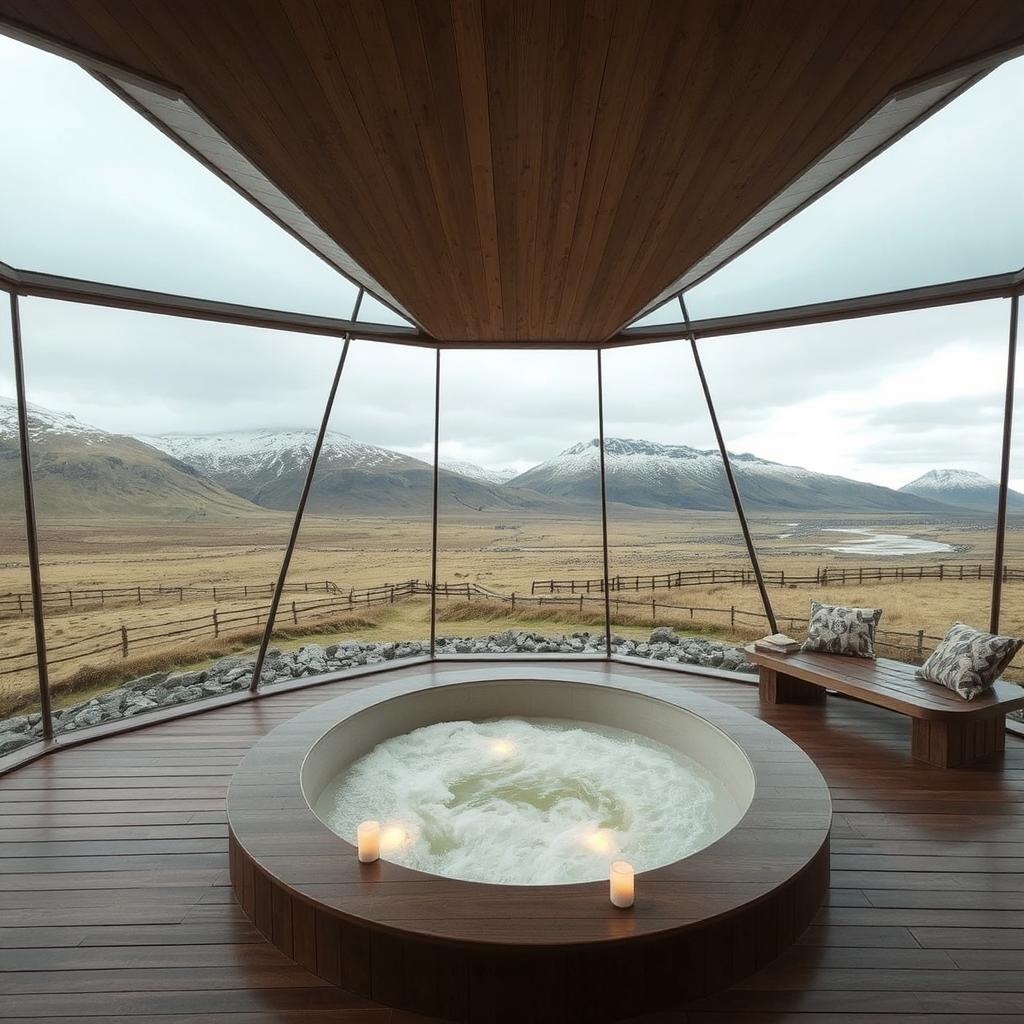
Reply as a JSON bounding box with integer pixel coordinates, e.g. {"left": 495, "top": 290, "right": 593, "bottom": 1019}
{"left": 2, "top": 508, "right": 1023, "bottom": 715}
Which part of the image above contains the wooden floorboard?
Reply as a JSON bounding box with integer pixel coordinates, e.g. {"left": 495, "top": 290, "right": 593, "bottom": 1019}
{"left": 1, "top": 660, "right": 1022, "bottom": 1022}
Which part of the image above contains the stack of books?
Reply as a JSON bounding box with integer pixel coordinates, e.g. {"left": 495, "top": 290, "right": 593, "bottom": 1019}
{"left": 754, "top": 633, "right": 801, "bottom": 655}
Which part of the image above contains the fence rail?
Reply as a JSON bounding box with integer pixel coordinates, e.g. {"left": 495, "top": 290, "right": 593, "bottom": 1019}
{"left": 532, "top": 562, "right": 1024, "bottom": 594}
{"left": 0, "top": 580, "right": 338, "bottom": 617}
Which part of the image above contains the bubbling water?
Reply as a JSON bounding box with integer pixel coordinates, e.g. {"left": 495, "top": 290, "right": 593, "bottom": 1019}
{"left": 315, "top": 717, "right": 741, "bottom": 885}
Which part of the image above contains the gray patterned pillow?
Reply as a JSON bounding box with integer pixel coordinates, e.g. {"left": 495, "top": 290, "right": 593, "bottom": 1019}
{"left": 916, "top": 622, "right": 1023, "bottom": 700}
{"left": 801, "top": 600, "right": 882, "bottom": 659}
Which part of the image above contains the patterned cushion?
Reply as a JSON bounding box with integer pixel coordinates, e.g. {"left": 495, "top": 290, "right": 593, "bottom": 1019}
{"left": 801, "top": 600, "right": 882, "bottom": 659}
{"left": 916, "top": 622, "right": 1023, "bottom": 700}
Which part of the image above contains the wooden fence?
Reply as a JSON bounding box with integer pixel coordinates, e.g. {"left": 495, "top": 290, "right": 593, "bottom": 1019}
{"left": 0, "top": 580, "right": 338, "bottom": 617}
{"left": 0, "top": 576, "right": 954, "bottom": 684}
{"left": 532, "top": 562, "right": 1024, "bottom": 594}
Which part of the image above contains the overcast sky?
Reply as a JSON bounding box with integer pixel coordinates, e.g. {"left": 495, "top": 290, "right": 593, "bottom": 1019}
{"left": 0, "top": 34, "right": 1022, "bottom": 487}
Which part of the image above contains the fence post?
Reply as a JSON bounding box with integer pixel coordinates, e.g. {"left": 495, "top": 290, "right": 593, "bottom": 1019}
{"left": 651, "top": 597, "right": 656, "bottom": 624}
{"left": 916, "top": 629, "right": 924, "bottom": 659}
{"left": 178, "top": 588, "right": 183, "bottom": 602}
{"left": 213, "top": 609, "right": 219, "bottom": 637}
{"left": 511, "top": 592, "right": 516, "bottom": 610}
{"left": 579, "top": 594, "right": 584, "bottom": 615}
{"left": 120, "top": 626, "right": 128, "bottom": 659}
{"left": 17, "top": 594, "right": 23, "bottom": 614}
{"left": 730, "top": 605, "right": 735, "bottom": 628}
{"left": 939, "top": 564, "right": 944, "bottom": 580}
{"left": 292, "top": 601, "right": 298, "bottom": 625}
{"left": 68, "top": 590, "right": 73, "bottom": 609}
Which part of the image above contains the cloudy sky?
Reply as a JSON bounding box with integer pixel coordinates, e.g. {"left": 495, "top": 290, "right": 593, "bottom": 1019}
{"left": 0, "top": 34, "right": 1022, "bottom": 487}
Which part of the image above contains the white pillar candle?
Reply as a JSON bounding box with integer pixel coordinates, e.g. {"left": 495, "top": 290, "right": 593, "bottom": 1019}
{"left": 357, "top": 820, "right": 380, "bottom": 863}
{"left": 609, "top": 860, "right": 634, "bottom": 908}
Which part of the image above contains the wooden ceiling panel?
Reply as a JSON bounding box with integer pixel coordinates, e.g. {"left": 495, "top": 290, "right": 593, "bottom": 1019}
{"left": 1, "top": 0, "right": 1023, "bottom": 341}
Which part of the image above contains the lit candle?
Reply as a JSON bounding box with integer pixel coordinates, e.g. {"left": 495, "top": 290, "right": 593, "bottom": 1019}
{"left": 356, "top": 820, "right": 380, "bottom": 863}
{"left": 609, "top": 860, "right": 634, "bottom": 908}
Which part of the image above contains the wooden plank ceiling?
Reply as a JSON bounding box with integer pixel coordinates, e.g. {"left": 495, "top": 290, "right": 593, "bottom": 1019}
{"left": 1, "top": 0, "right": 1024, "bottom": 342}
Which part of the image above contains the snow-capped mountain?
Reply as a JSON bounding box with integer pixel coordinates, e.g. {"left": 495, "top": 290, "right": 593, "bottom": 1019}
{"left": 141, "top": 428, "right": 538, "bottom": 514}
{"left": 510, "top": 438, "right": 951, "bottom": 513}
{"left": 0, "top": 396, "right": 255, "bottom": 518}
{"left": 440, "top": 458, "right": 517, "bottom": 486}
{"left": 900, "top": 468, "right": 1024, "bottom": 513}
{"left": 0, "top": 394, "right": 107, "bottom": 442}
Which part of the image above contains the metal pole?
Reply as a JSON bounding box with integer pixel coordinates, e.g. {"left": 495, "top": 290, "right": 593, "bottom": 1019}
{"left": 248, "top": 290, "right": 363, "bottom": 692}
{"left": 991, "top": 293, "right": 1018, "bottom": 634}
{"left": 682, "top": 297, "right": 779, "bottom": 635}
{"left": 9, "top": 293, "right": 54, "bottom": 740}
{"left": 429, "top": 348, "right": 441, "bottom": 657}
{"left": 596, "top": 351, "right": 613, "bottom": 657}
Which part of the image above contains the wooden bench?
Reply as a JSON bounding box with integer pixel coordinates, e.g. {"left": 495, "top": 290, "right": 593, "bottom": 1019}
{"left": 747, "top": 646, "right": 1024, "bottom": 768}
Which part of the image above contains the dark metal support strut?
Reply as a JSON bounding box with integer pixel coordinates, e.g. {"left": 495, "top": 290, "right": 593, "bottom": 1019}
{"left": 9, "top": 293, "right": 54, "bottom": 740}
{"left": 596, "top": 351, "right": 613, "bottom": 656}
{"left": 429, "top": 349, "right": 441, "bottom": 657}
{"left": 991, "top": 293, "right": 1019, "bottom": 634}
{"left": 247, "top": 292, "right": 362, "bottom": 692}
{"left": 683, "top": 298, "right": 779, "bottom": 636}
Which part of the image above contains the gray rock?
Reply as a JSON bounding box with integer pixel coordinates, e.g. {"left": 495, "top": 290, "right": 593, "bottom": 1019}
{"left": 0, "top": 732, "right": 27, "bottom": 756}
{"left": 650, "top": 627, "right": 679, "bottom": 645}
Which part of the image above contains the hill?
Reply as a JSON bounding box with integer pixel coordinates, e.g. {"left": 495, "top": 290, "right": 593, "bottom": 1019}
{"left": 899, "top": 468, "right": 1024, "bottom": 513}
{"left": 141, "top": 429, "right": 553, "bottom": 514}
{"left": 510, "top": 438, "right": 953, "bottom": 513}
{"left": 0, "top": 397, "right": 259, "bottom": 519}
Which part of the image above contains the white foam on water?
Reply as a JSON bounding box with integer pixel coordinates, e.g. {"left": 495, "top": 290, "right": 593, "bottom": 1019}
{"left": 315, "top": 717, "right": 741, "bottom": 885}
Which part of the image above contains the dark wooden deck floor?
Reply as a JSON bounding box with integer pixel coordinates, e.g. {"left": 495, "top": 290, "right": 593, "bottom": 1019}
{"left": 2, "top": 660, "right": 1023, "bottom": 1023}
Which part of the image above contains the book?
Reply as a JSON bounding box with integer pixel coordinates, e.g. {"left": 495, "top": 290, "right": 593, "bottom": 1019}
{"left": 755, "top": 633, "right": 801, "bottom": 655}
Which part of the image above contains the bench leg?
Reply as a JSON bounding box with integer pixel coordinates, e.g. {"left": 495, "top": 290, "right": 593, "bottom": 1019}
{"left": 758, "top": 667, "right": 825, "bottom": 705}
{"left": 912, "top": 715, "right": 1006, "bottom": 768}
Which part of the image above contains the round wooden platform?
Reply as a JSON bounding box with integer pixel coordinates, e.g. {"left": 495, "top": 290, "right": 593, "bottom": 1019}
{"left": 227, "top": 666, "right": 831, "bottom": 1023}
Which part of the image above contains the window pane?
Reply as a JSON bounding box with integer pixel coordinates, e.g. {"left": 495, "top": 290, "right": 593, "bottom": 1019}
{"left": 258, "top": 341, "right": 435, "bottom": 687}
{"left": 600, "top": 341, "right": 760, "bottom": 673}
{"left": 19, "top": 297, "right": 339, "bottom": 733}
{"left": 700, "top": 300, "right": 1008, "bottom": 668}
{"left": 436, "top": 351, "right": 605, "bottom": 655}
{"left": 0, "top": 36, "right": 363, "bottom": 317}
{"left": 0, "top": 302, "right": 43, "bottom": 757}
{"left": 357, "top": 293, "right": 415, "bottom": 328}
{"left": 686, "top": 58, "right": 1024, "bottom": 321}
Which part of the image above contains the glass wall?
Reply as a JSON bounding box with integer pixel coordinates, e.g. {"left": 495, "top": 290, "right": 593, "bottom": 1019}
{"left": 435, "top": 350, "right": 605, "bottom": 655}
{"left": 0, "top": 299, "right": 43, "bottom": 755}
{"left": 0, "top": 34, "right": 361, "bottom": 317}
{"left": 699, "top": 299, "right": 1010, "bottom": 669}
{"left": 601, "top": 341, "right": 760, "bottom": 674}
{"left": 259, "top": 341, "right": 435, "bottom": 686}
{"left": 12, "top": 297, "right": 338, "bottom": 735}
{"left": 684, "top": 57, "right": 1024, "bottom": 321}
{"left": 1, "top": 293, "right": 1023, "bottom": 758}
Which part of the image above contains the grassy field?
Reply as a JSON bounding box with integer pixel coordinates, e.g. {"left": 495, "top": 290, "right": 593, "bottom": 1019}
{"left": 2, "top": 507, "right": 1023, "bottom": 715}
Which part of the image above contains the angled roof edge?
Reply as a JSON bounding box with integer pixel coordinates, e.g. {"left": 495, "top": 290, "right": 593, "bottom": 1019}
{"left": 619, "top": 41, "right": 1024, "bottom": 336}
{"left": 0, "top": 16, "right": 419, "bottom": 332}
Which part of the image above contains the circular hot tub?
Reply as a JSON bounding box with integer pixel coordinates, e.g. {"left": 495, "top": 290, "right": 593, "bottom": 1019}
{"left": 227, "top": 667, "right": 831, "bottom": 1022}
